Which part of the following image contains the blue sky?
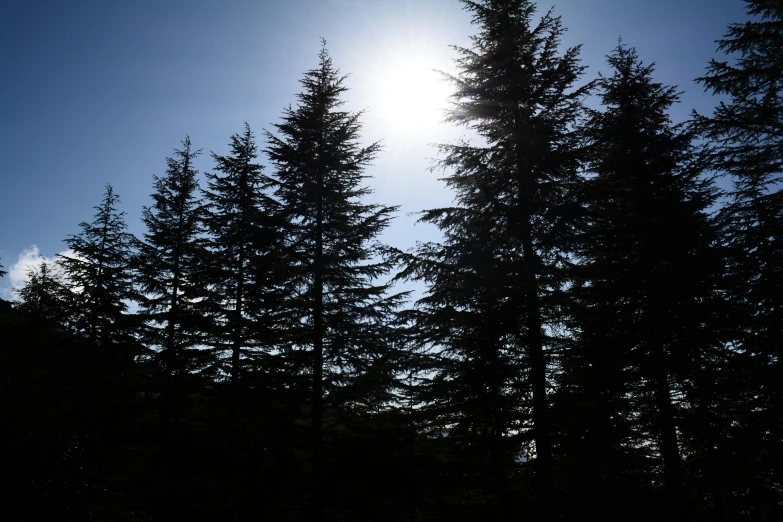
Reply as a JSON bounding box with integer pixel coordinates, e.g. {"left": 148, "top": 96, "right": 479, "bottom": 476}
{"left": 0, "top": 0, "right": 748, "bottom": 298}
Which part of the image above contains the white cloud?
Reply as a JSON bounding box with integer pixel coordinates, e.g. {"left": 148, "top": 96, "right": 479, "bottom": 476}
{"left": 0, "top": 246, "right": 73, "bottom": 301}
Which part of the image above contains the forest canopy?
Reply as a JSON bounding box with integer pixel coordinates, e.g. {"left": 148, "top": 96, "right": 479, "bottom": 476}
{"left": 2, "top": 1, "right": 782, "bottom": 521}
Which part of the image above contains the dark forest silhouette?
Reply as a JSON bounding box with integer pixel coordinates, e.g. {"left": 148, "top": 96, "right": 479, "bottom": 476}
{"left": 2, "top": 1, "right": 782, "bottom": 520}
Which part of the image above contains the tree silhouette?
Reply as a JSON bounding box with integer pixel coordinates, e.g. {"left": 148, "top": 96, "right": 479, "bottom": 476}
{"left": 397, "top": 1, "right": 592, "bottom": 516}
{"left": 266, "top": 43, "right": 403, "bottom": 521}
{"left": 202, "top": 122, "right": 292, "bottom": 517}
{"left": 559, "top": 42, "right": 721, "bottom": 522}
{"left": 5, "top": 1, "right": 783, "bottom": 519}
{"left": 204, "top": 123, "right": 289, "bottom": 389}
{"left": 58, "top": 184, "right": 138, "bottom": 347}
{"left": 15, "top": 258, "right": 74, "bottom": 326}
{"left": 136, "top": 136, "right": 210, "bottom": 518}
{"left": 694, "top": 1, "right": 783, "bottom": 517}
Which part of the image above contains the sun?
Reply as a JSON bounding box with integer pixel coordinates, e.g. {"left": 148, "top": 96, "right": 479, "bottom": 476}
{"left": 369, "top": 55, "right": 454, "bottom": 134}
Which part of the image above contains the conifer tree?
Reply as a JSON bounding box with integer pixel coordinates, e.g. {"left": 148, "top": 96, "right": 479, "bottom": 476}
{"left": 397, "top": 1, "right": 591, "bottom": 515}
{"left": 395, "top": 209, "right": 525, "bottom": 520}
{"left": 266, "top": 43, "right": 403, "bottom": 521}
{"left": 203, "top": 122, "right": 289, "bottom": 391}
{"left": 58, "top": 184, "right": 137, "bottom": 347}
{"left": 564, "top": 43, "right": 720, "bottom": 521}
{"left": 136, "top": 136, "right": 209, "bottom": 517}
{"left": 15, "top": 258, "right": 74, "bottom": 326}
{"left": 202, "top": 123, "right": 291, "bottom": 517}
{"left": 5, "top": 272, "right": 97, "bottom": 521}
{"left": 7, "top": 254, "right": 150, "bottom": 521}
{"left": 693, "top": 1, "right": 783, "bottom": 516}
{"left": 138, "top": 136, "right": 209, "bottom": 375}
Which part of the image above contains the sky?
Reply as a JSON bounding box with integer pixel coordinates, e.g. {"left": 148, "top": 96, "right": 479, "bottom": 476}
{"left": 0, "top": 0, "right": 750, "bottom": 299}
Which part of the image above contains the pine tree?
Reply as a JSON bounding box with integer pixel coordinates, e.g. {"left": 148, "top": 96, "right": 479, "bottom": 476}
{"left": 6, "top": 254, "right": 152, "bottom": 520}
{"left": 4, "top": 277, "right": 97, "bottom": 521}
{"left": 202, "top": 122, "right": 291, "bottom": 517}
{"left": 42, "top": 187, "right": 152, "bottom": 520}
{"left": 15, "top": 258, "right": 74, "bottom": 326}
{"left": 396, "top": 1, "right": 591, "bottom": 516}
{"left": 266, "top": 43, "right": 403, "bottom": 521}
{"left": 58, "top": 184, "right": 138, "bottom": 347}
{"left": 203, "top": 122, "right": 289, "bottom": 390}
{"left": 693, "top": 1, "right": 783, "bottom": 517}
{"left": 138, "top": 136, "right": 210, "bottom": 374}
{"left": 136, "top": 136, "right": 210, "bottom": 517}
{"left": 565, "top": 43, "right": 721, "bottom": 521}
{"left": 395, "top": 208, "right": 527, "bottom": 520}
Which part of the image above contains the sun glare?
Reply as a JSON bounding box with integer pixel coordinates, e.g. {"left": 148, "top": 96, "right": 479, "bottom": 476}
{"left": 371, "top": 56, "right": 453, "bottom": 134}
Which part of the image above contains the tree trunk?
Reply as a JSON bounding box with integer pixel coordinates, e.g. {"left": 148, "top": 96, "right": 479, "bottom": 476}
{"left": 229, "top": 251, "right": 244, "bottom": 521}
{"left": 525, "top": 255, "right": 554, "bottom": 514}
{"left": 160, "top": 252, "right": 179, "bottom": 520}
{"left": 516, "top": 127, "right": 554, "bottom": 515}
{"left": 653, "top": 358, "right": 686, "bottom": 521}
{"left": 160, "top": 191, "right": 185, "bottom": 519}
{"left": 311, "top": 173, "right": 325, "bottom": 522}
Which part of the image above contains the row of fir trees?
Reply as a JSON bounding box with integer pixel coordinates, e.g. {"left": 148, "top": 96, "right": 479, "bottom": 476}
{"left": 2, "top": 1, "right": 782, "bottom": 521}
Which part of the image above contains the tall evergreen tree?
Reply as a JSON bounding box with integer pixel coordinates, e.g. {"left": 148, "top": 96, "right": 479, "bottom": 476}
{"left": 395, "top": 204, "right": 526, "bottom": 520}
{"left": 38, "top": 187, "right": 154, "bottom": 520}
{"left": 138, "top": 136, "right": 209, "bottom": 375}
{"left": 693, "top": 1, "right": 783, "bottom": 517}
{"left": 136, "top": 136, "right": 210, "bottom": 518}
{"left": 58, "top": 184, "right": 138, "bottom": 347}
{"left": 562, "top": 43, "right": 721, "bottom": 521}
{"left": 202, "top": 122, "right": 291, "bottom": 518}
{"left": 203, "top": 122, "right": 289, "bottom": 390}
{"left": 266, "top": 43, "right": 403, "bottom": 521}
{"left": 396, "top": 1, "right": 591, "bottom": 516}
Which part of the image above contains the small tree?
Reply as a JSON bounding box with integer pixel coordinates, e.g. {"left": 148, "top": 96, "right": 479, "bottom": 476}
{"left": 58, "top": 184, "right": 137, "bottom": 347}
{"left": 15, "top": 258, "right": 74, "bottom": 325}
